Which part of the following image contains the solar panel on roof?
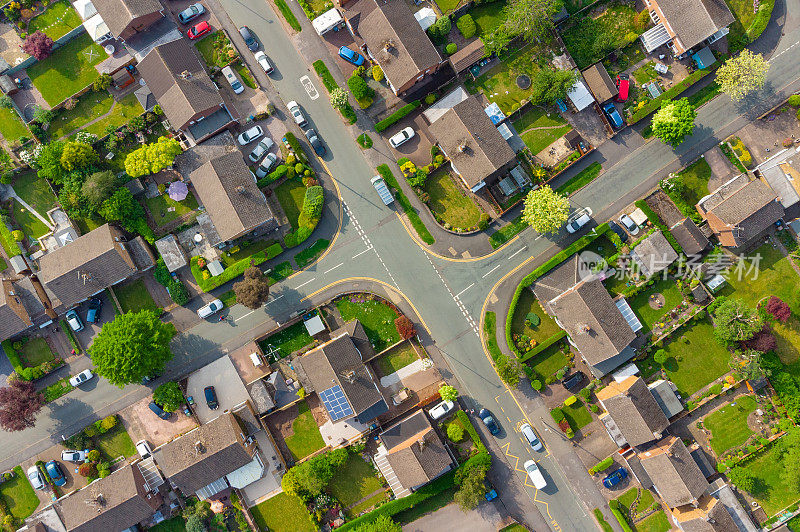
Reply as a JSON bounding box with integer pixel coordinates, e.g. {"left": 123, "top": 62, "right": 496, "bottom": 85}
{"left": 320, "top": 385, "right": 354, "bottom": 421}
{"left": 615, "top": 299, "right": 643, "bottom": 333}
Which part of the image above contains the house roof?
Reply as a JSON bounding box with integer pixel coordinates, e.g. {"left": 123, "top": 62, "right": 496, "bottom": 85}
{"left": 37, "top": 224, "right": 147, "bottom": 309}
{"left": 154, "top": 413, "right": 255, "bottom": 495}
{"left": 596, "top": 376, "right": 669, "bottom": 447}
{"left": 428, "top": 96, "right": 516, "bottom": 189}
{"left": 670, "top": 218, "right": 710, "bottom": 256}
{"left": 90, "top": 0, "right": 162, "bottom": 38}
{"left": 360, "top": 0, "right": 442, "bottom": 91}
{"left": 673, "top": 495, "right": 739, "bottom": 532}
{"left": 639, "top": 437, "right": 709, "bottom": 508}
{"left": 581, "top": 63, "right": 617, "bottom": 103}
{"left": 655, "top": 0, "right": 734, "bottom": 51}
{"left": 631, "top": 230, "right": 679, "bottom": 276}
{"left": 189, "top": 152, "right": 275, "bottom": 243}
{"left": 531, "top": 254, "right": 583, "bottom": 303}
{"left": 0, "top": 279, "right": 34, "bottom": 340}
{"left": 138, "top": 38, "right": 223, "bottom": 130}
{"left": 55, "top": 465, "right": 156, "bottom": 532}
{"left": 703, "top": 178, "right": 784, "bottom": 246}
{"left": 449, "top": 39, "right": 485, "bottom": 73}
{"left": 380, "top": 410, "right": 453, "bottom": 490}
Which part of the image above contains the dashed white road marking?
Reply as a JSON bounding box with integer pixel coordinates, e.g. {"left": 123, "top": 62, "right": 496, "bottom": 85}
{"left": 299, "top": 75, "right": 319, "bottom": 100}
{"left": 424, "top": 254, "right": 479, "bottom": 336}
{"left": 482, "top": 263, "right": 502, "bottom": 278}
{"left": 508, "top": 246, "right": 527, "bottom": 261}
{"left": 295, "top": 278, "right": 316, "bottom": 289}
{"left": 324, "top": 262, "right": 344, "bottom": 275}
{"left": 266, "top": 294, "right": 285, "bottom": 305}
{"left": 455, "top": 283, "right": 474, "bottom": 298}
{"left": 343, "top": 202, "right": 399, "bottom": 288}
{"left": 351, "top": 247, "right": 373, "bottom": 259}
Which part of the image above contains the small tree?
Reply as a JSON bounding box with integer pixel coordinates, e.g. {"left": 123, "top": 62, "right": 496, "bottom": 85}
{"left": 730, "top": 349, "right": 771, "bottom": 381}
{"left": 530, "top": 67, "right": 578, "bottom": 105}
{"left": 87, "top": 450, "right": 100, "bottom": 462}
{"left": 78, "top": 463, "right": 97, "bottom": 478}
{"left": 765, "top": 296, "right": 791, "bottom": 323}
{"left": 454, "top": 454, "right": 490, "bottom": 510}
{"left": 372, "top": 65, "right": 384, "bottom": 82}
{"left": 93, "top": 73, "right": 112, "bottom": 92}
{"left": 456, "top": 14, "right": 476, "bottom": 38}
{"left": 742, "top": 326, "right": 777, "bottom": 353}
{"left": 233, "top": 267, "right": 270, "bottom": 310}
{"left": 496, "top": 355, "right": 522, "bottom": 387}
{"left": 447, "top": 422, "right": 465, "bottom": 442}
{"left": 32, "top": 105, "right": 54, "bottom": 126}
{"left": 81, "top": 170, "right": 117, "bottom": 207}
{"left": 347, "top": 75, "right": 373, "bottom": 100}
{"left": 394, "top": 315, "right": 416, "bottom": 339}
{"left": 712, "top": 298, "right": 764, "bottom": 345}
{"left": 0, "top": 380, "right": 43, "bottom": 432}
{"left": 499, "top": 0, "right": 562, "bottom": 44}
{"left": 651, "top": 98, "right": 697, "bottom": 146}
{"left": 60, "top": 141, "right": 99, "bottom": 171}
{"left": 522, "top": 185, "right": 569, "bottom": 234}
{"left": 716, "top": 50, "right": 770, "bottom": 101}
{"left": 124, "top": 136, "right": 182, "bottom": 178}
{"left": 728, "top": 467, "right": 755, "bottom": 493}
{"left": 153, "top": 382, "right": 184, "bottom": 412}
{"left": 439, "top": 384, "right": 458, "bottom": 402}
{"left": 653, "top": 349, "right": 668, "bottom": 365}
{"left": 330, "top": 87, "right": 348, "bottom": 110}
{"left": 21, "top": 31, "right": 53, "bottom": 60}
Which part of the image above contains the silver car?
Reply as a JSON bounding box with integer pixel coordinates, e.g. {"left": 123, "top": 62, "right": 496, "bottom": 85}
{"left": 255, "top": 153, "right": 278, "bottom": 178}
{"left": 287, "top": 100, "right": 308, "bottom": 128}
{"left": 619, "top": 213, "right": 640, "bottom": 235}
{"left": 249, "top": 137, "right": 275, "bottom": 163}
{"left": 237, "top": 125, "right": 263, "bottom": 145}
{"left": 61, "top": 449, "right": 89, "bottom": 462}
{"left": 27, "top": 465, "right": 45, "bottom": 490}
{"left": 254, "top": 51, "right": 273, "bottom": 74}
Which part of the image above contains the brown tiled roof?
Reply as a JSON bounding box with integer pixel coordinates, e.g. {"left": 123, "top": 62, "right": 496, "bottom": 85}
{"left": 449, "top": 39, "right": 485, "bottom": 73}
{"left": 189, "top": 152, "right": 275, "bottom": 243}
{"left": 674, "top": 496, "right": 739, "bottom": 532}
{"left": 706, "top": 179, "right": 784, "bottom": 246}
{"left": 90, "top": 0, "right": 162, "bottom": 38}
{"left": 639, "top": 437, "right": 709, "bottom": 508}
{"left": 381, "top": 410, "right": 453, "bottom": 490}
{"left": 597, "top": 377, "right": 669, "bottom": 447}
{"left": 632, "top": 230, "right": 679, "bottom": 276}
{"left": 56, "top": 465, "right": 156, "bottom": 532}
{"left": 138, "top": 39, "right": 223, "bottom": 131}
{"left": 428, "top": 97, "right": 516, "bottom": 189}
{"left": 654, "top": 0, "right": 734, "bottom": 51}
{"left": 0, "top": 279, "right": 33, "bottom": 340}
{"left": 582, "top": 63, "right": 616, "bottom": 103}
{"left": 361, "top": 0, "right": 442, "bottom": 91}
{"left": 532, "top": 254, "right": 582, "bottom": 303}
{"left": 670, "top": 218, "right": 709, "bottom": 256}
{"left": 37, "top": 224, "right": 139, "bottom": 309}
{"left": 154, "top": 413, "right": 255, "bottom": 495}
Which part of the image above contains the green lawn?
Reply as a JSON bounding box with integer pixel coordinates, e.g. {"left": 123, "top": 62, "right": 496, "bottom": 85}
{"left": 336, "top": 296, "right": 401, "bottom": 352}
{"left": 719, "top": 243, "right": 800, "bottom": 310}
{"left": 556, "top": 162, "right": 602, "bottom": 196}
{"left": 469, "top": 1, "right": 505, "bottom": 37}
{"left": 675, "top": 158, "right": 712, "bottom": 206}
{"left": 632, "top": 62, "right": 658, "bottom": 85}
{"left": 0, "top": 467, "right": 39, "bottom": 521}
{"left": 195, "top": 31, "right": 236, "bottom": 69}
{"left": 489, "top": 214, "right": 527, "bottom": 249}
{"left": 285, "top": 400, "right": 325, "bottom": 460}
{"left": 500, "top": 525, "right": 528, "bottom": 532}
{"left": 525, "top": 340, "right": 570, "bottom": 380}
{"left": 148, "top": 517, "right": 186, "bottom": 532}
{"left": 81, "top": 93, "right": 143, "bottom": 138}
{"left": 425, "top": 169, "right": 482, "bottom": 230}
{"left": 19, "top": 337, "right": 55, "bottom": 367}
{"left": 511, "top": 289, "right": 561, "bottom": 344}
{"left": 27, "top": 33, "right": 106, "bottom": 106}
{"left": 74, "top": 214, "right": 105, "bottom": 235}
{"left": 434, "top": 0, "right": 462, "bottom": 13}
{"left": 251, "top": 492, "right": 316, "bottom": 532}
{"left": 636, "top": 317, "right": 732, "bottom": 396}
{"left": 347, "top": 490, "right": 389, "bottom": 517}
{"left": 726, "top": 0, "right": 774, "bottom": 38}
{"left": 144, "top": 192, "right": 199, "bottom": 227}
{"left": 603, "top": 41, "right": 646, "bottom": 77}
{"left": 50, "top": 90, "right": 113, "bottom": 139}
{"left": 275, "top": 178, "right": 306, "bottom": 230}
{"left": 512, "top": 106, "right": 572, "bottom": 155}
{"left": 13, "top": 171, "right": 56, "bottom": 217}
{"left": 221, "top": 239, "right": 279, "bottom": 268}
{"left": 617, "top": 487, "right": 656, "bottom": 520}
{"left": 465, "top": 44, "right": 544, "bottom": 114}
{"left": 636, "top": 511, "right": 671, "bottom": 532}
{"left": 12, "top": 199, "right": 50, "bottom": 239}
{"left": 0, "top": 107, "right": 30, "bottom": 143}
{"left": 375, "top": 340, "right": 420, "bottom": 376}
{"left": 561, "top": 4, "right": 643, "bottom": 69}
{"left": 739, "top": 442, "right": 800, "bottom": 517}
{"left": 93, "top": 423, "right": 136, "bottom": 460}
{"left": 327, "top": 454, "right": 384, "bottom": 507}
{"left": 114, "top": 279, "right": 158, "bottom": 314}
{"left": 28, "top": 0, "right": 82, "bottom": 40}
{"left": 704, "top": 395, "right": 757, "bottom": 455}
{"left": 563, "top": 399, "right": 592, "bottom": 430}
{"left": 258, "top": 321, "right": 313, "bottom": 358}
{"left": 628, "top": 278, "right": 685, "bottom": 332}
{"left": 774, "top": 317, "right": 800, "bottom": 365}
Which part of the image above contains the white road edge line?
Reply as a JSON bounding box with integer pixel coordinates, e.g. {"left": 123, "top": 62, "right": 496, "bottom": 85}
{"left": 324, "top": 262, "right": 344, "bottom": 275}
{"left": 351, "top": 247, "right": 373, "bottom": 259}
{"left": 455, "top": 283, "right": 474, "bottom": 298}
{"left": 295, "top": 278, "right": 316, "bottom": 289}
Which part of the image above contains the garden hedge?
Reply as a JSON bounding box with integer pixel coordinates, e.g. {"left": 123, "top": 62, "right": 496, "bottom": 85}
{"left": 1, "top": 340, "right": 23, "bottom": 376}
{"left": 746, "top": 0, "right": 774, "bottom": 40}
{"left": 589, "top": 456, "right": 614, "bottom": 474}
{"left": 633, "top": 200, "right": 683, "bottom": 254}
{"left": 312, "top": 61, "right": 337, "bottom": 92}
{"left": 284, "top": 185, "right": 324, "bottom": 248}
{"left": 608, "top": 499, "right": 633, "bottom": 532}
{"left": 455, "top": 410, "right": 485, "bottom": 452}
{"left": 594, "top": 508, "right": 614, "bottom": 532}
{"left": 376, "top": 164, "right": 434, "bottom": 244}
{"left": 283, "top": 132, "right": 308, "bottom": 163}
{"left": 375, "top": 101, "right": 422, "bottom": 133}
{"left": 60, "top": 320, "right": 82, "bottom": 353}
{"left": 257, "top": 164, "right": 288, "bottom": 188}
{"left": 0, "top": 218, "right": 22, "bottom": 257}
{"left": 520, "top": 330, "right": 567, "bottom": 362}
{"left": 191, "top": 250, "right": 272, "bottom": 292}
{"left": 628, "top": 67, "right": 713, "bottom": 124}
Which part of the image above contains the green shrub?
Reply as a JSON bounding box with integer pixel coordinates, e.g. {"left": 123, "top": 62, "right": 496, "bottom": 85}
{"left": 593, "top": 509, "right": 614, "bottom": 532}
{"left": 348, "top": 75, "right": 373, "bottom": 100}
{"left": 87, "top": 449, "right": 100, "bottom": 462}
{"left": 100, "top": 415, "right": 117, "bottom": 431}
{"left": 531, "top": 379, "right": 542, "bottom": 391}
{"left": 302, "top": 186, "right": 324, "bottom": 219}
{"left": 589, "top": 456, "right": 614, "bottom": 474}
{"left": 447, "top": 422, "right": 465, "bottom": 442}
{"left": 550, "top": 407, "right": 565, "bottom": 423}
{"left": 372, "top": 65, "right": 384, "bottom": 82}
{"left": 0, "top": 219, "right": 22, "bottom": 257}
{"left": 629, "top": 67, "right": 713, "bottom": 123}
{"left": 789, "top": 94, "right": 800, "bottom": 107}
{"left": 564, "top": 395, "right": 577, "bottom": 406}
{"left": 608, "top": 499, "right": 633, "bottom": 532}
{"left": 424, "top": 93, "right": 437, "bottom": 105}
{"left": 375, "top": 101, "right": 422, "bottom": 132}
{"left": 11, "top": 230, "right": 23, "bottom": 242}
{"left": 445, "top": 43, "right": 457, "bottom": 55}
{"left": 456, "top": 14, "right": 476, "bottom": 38}
{"left": 283, "top": 132, "right": 308, "bottom": 164}
{"left": 519, "top": 331, "right": 567, "bottom": 362}
{"left": 257, "top": 164, "right": 288, "bottom": 187}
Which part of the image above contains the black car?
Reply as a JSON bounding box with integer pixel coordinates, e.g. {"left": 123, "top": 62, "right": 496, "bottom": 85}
{"left": 238, "top": 26, "right": 258, "bottom": 51}
{"left": 204, "top": 386, "right": 219, "bottom": 410}
{"left": 562, "top": 371, "right": 585, "bottom": 391}
{"left": 478, "top": 408, "right": 500, "bottom": 435}
{"left": 86, "top": 297, "right": 102, "bottom": 323}
{"left": 305, "top": 129, "right": 326, "bottom": 156}
{"left": 607, "top": 221, "right": 628, "bottom": 244}
{"left": 149, "top": 401, "right": 172, "bottom": 420}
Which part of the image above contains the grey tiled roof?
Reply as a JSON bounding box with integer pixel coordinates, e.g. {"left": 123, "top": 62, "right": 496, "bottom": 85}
{"left": 449, "top": 39, "right": 485, "bottom": 73}
{"left": 655, "top": 0, "right": 734, "bottom": 50}
{"left": 670, "top": 218, "right": 709, "bottom": 256}
{"left": 0, "top": 279, "right": 33, "bottom": 340}
{"left": 632, "top": 230, "right": 678, "bottom": 276}
{"left": 91, "top": 0, "right": 162, "bottom": 38}
{"left": 381, "top": 410, "right": 453, "bottom": 490}
{"left": 708, "top": 179, "right": 784, "bottom": 246}
{"left": 598, "top": 377, "right": 669, "bottom": 448}
{"left": 532, "top": 254, "right": 581, "bottom": 303}
{"left": 676, "top": 496, "right": 739, "bottom": 532}
{"left": 582, "top": 63, "right": 616, "bottom": 103}
{"left": 640, "top": 437, "right": 709, "bottom": 508}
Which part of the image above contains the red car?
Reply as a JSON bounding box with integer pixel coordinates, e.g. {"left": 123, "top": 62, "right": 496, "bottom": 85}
{"left": 187, "top": 21, "right": 211, "bottom": 39}
{"left": 615, "top": 74, "right": 630, "bottom": 102}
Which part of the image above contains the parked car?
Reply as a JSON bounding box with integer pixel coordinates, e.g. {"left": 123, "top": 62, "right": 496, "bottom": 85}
{"left": 239, "top": 26, "right": 258, "bottom": 51}
{"left": 615, "top": 74, "right": 629, "bottom": 102}
{"left": 237, "top": 125, "right": 263, "bottom": 145}
{"left": 607, "top": 221, "right": 629, "bottom": 243}
{"left": 149, "top": 401, "right": 172, "bottom": 419}
{"left": 478, "top": 408, "right": 500, "bottom": 435}
{"left": 428, "top": 400, "right": 454, "bottom": 420}
{"left": 27, "top": 466, "right": 45, "bottom": 490}
{"left": 603, "top": 467, "right": 628, "bottom": 488}
{"left": 135, "top": 440, "right": 152, "bottom": 460}
{"left": 305, "top": 129, "right": 326, "bottom": 156}
{"left": 562, "top": 371, "right": 585, "bottom": 391}
{"left": 254, "top": 51, "right": 274, "bottom": 74}
{"left": 287, "top": 101, "right": 308, "bottom": 128}
{"left": 61, "top": 449, "right": 88, "bottom": 463}
{"left": 524, "top": 460, "right": 547, "bottom": 489}
{"left": 197, "top": 298, "right": 224, "bottom": 318}
{"left": 566, "top": 210, "right": 592, "bottom": 234}
{"left": 249, "top": 137, "right": 275, "bottom": 163}
{"left": 86, "top": 297, "right": 102, "bottom": 323}
{"left": 371, "top": 175, "right": 394, "bottom": 206}
{"left": 484, "top": 481, "right": 498, "bottom": 501}
{"left": 338, "top": 46, "right": 364, "bottom": 66}
{"left": 602, "top": 101, "right": 624, "bottom": 129}
{"left": 45, "top": 461, "right": 66, "bottom": 487}
{"left": 618, "top": 213, "right": 639, "bottom": 235}
{"left": 520, "top": 423, "right": 544, "bottom": 451}
{"left": 389, "top": 127, "right": 415, "bottom": 148}
{"left": 65, "top": 309, "right": 83, "bottom": 332}
{"left": 141, "top": 373, "right": 161, "bottom": 385}
{"left": 255, "top": 153, "right": 279, "bottom": 178}
{"left": 177, "top": 2, "right": 205, "bottom": 24}
{"left": 221, "top": 65, "right": 244, "bottom": 94}
{"left": 187, "top": 20, "right": 211, "bottom": 39}
{"left": 69, "top": 369, "right": 94, "bottom": 387}
{"left": 204, "top": 385, "right": 219, "bottom": 410}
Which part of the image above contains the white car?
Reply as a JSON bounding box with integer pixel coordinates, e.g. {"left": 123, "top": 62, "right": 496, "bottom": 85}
{"left": 255, "top": 153, "right": 279, "bottom": 178}
{"left": 69, "top": 369, "right": 94, "bottom": 387}
{"left": 237, "top": 125, "right": 263, "bottom": 145}
{"left": 428, "top": 400, "right": 454, "bottom": 420}
{"left": 287, "top": 100, "right": 308, "bottom": 128}
{"left": 566, "top": 210, "right": 592, "bottom": 234}
{"left": 619, "top": 213, "right": 639, "bottom": 235}
{"left": 135, "top": 440, "right": 152, "bottom": 460}
{"left": 254, "top": 51, "right": 274, "bottom": 74}
{"left": 249, "top": 137, "right": 275, "bottom": 163}
{"left": 389, "top": 127, "right": 415, "bottom": 148}
{"left": 61, "top": 449, "right": 89, "bottom": 462}
{"left": 27, "top": 466, "right": 45, "bottom": 490}
{"left": 197, "top": 298, "right": 224, "bottom": 318}
{"left": 524, "top": 460, "right": 547, "bottom": 489}
{"left": 520, "top": 423, "right": 544, "bottom": 451}
{"left": 221, "top": 65, "right": 244, "bottom": 95}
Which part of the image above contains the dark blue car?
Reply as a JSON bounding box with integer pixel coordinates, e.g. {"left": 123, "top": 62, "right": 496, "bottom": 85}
{"left": 478, "top": 408, "right": 500, "bottom": 435}
{"left": 602, "top": 467, "right": 628, "bottom": 488}
{"left": 603, "top": 102, "right": 624, "bottom": 129}
{"left": 45, "top": 461, "right": 66, "bottom": 487}
{"left": 338, "top": 46, "right": 364, "bottom": 66}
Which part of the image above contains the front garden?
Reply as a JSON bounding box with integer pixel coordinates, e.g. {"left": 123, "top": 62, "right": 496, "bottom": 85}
{"left": 660, "top": 158, "right": 711, "bottom": 223}
{"left": 258, "top": 320, "right": 314, "bottom": 360}
{"left": 275, "top": 177, "right": 307, "bottom": 230}
{"left": 0, "top": 466, "right": 39, "bottom": 524}
{"left": 335, "top": 294, "right": 402, "bottom": 352}
{"left": 17, "top": 337, "right": 54, "bottom": 367}
{"left": 194, "top": 31, "right": 237, "bottom": 70}
{"left": 424, "top": 168, "right": 482, "bottom": 231}
{"left": 284, "top": 400, "right": 325, "bottom": 461}
{"left": 510, "top": 289, "right": 562, "bottom": 354}
{"left": 114, "top": 279, "right": 157, "bottom": 314}
{"left": 511, "top": 106, "right": 572, "bottom": 156}
{"left": 374, "top": 339, "right": 421, "bottom": 376}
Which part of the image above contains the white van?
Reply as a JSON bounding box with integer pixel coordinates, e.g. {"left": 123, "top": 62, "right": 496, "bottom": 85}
{"left": 524, "top": 460, "right": 547, "bottom": 489}
{"left": 221, "top": 65, "right": 244, "bottom": 94}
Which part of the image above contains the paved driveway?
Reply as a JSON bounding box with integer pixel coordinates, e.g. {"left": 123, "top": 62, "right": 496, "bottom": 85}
{"left": 401, "top": 501, "right": 505, "bottom": 532}
{"left": 185, "top": 355, "right": 250, "bottom": 423}
{"left": 71, "top": 292, "right": 114, "bottom": 350}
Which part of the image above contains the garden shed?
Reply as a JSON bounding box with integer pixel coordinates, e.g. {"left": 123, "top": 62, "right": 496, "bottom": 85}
{"left": 566, "top": 78, "right": 594, "bottom": 111}
{"left": 414, "top": 7, "right": 436, "bottom": 31}
{"left": 72, "top": 0, "right": 97, "bottom": 20}
{"left": 581, "top": 63, "right": 617, "bottom": 103}
{"left": 692, "top": 46, "right": 716, "bottom": 69}
{"left": 155, "top": 234, "right": 187, "bottom": 272}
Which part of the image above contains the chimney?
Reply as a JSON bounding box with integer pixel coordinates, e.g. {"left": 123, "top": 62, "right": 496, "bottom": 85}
{"left": 180, "top": 70, "right": 192, "bottom": 79}
{"left": 194, "top": 441, "right": 205, "bottom": 454}
{"left": 341, "top": 370, "right": 356, "bottom": 384}
{"left": 236, "top": 185, "right": 246, "bottom": 194}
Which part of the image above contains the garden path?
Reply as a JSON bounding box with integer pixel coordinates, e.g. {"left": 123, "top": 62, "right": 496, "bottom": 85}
{"left": 54, "top": 99, "right": 121, "bottom": 141}
{"left": 516, "top": 123, "right": 576, "bottom": 136}
{"left": 345, "top": 487, "right": 387, "bottom": 511}
{"left": 6, "top": 189, "right": 53, "bottom": 230}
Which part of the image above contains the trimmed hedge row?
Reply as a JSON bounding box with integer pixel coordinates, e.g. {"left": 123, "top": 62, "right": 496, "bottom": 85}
{"left": 312, "top": 60, "right": 357, "bottom": 124}
{"left": 747, "top": 0, "right": 774, "bottom": 40}
{"left": 1, "top": 339, "right": 23, "bottom": 377}
{"left": 283, "top": 132, "right": 308, "bottom": 164}
{"left": 633, "top": 200, "right": 683, "bottom": 255}
{"left": 608, "top": 500, "right": 633, "bottom": 532}
{"left": 153, "top": 258, "right": 190, "bottom": 305}
{"left": 376, "top": 164, "right": 434, "bottom": 244}
{"left": 455, "top": 410, "right": 484, "bottom": 452}
{"left": 589, "top": 456, "right": 614, "bottom": 474}
{"left": 61, "top": 320, "right": 82, "bottom": 353}
{"left": 284, "top": 185, "right": 324, "bottom": 248}
{"left": 520, "top": 330, "right": 567, "bottom": 362}
{"left": 375, "top": 101, "right": 422, "bottom": 133}
{"left": 191, "top": 250, "right": 272, "bottom": 292}
{"left": 256, "top": 164, "right": 288, "bottom": 188}
{"left": 0, "top": 217, "right": 22, "bottom": 257}
{"left": 594, "top": 508, "right": 614, "bottom": 532}
{"left": 628, "top": 67, "right": 713, "bottom": 124}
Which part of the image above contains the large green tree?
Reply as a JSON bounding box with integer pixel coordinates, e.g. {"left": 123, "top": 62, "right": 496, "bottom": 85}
{"left": 522, "top": 185, "right": 570, "bottom": 234}
{"left": 712, "top": 298, "right": 763, "bottom": 345}
{"left": 36, "top": 141, "right": 65, "bottom": 183}
{"left": 530, "top": 67, "right": 578, "bottom": 105}
{"left": 124, "top": 136, "right": 182, "bottom": 178}
{"left": 716, "top": 49, "right": 770, "bottom": 101}
{"left": 81, "top": 170, "right": 117, "bottom": 208}
{"left": 89, "top": 310, "right": 176, "bottom": 387}
{"left": 60, "top": 140, "right": 98, "bottom": 171}
{"left": 497, "top": 0, "right": 562, "bottom": 48}
{"left": 651, "top": 98, "right": 697, "bottom": 147}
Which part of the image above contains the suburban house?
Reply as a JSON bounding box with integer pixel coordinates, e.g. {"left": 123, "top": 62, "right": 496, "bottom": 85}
{"left": 137, "top": 38, "right": 235, "bottom": 143}
{"left": 374, "top": 410, "right": 454, "bottom": 498}
{"left": 36, "top": 223, "right": 155, "bottom": 312}
{"left": 353, "top": 0, "right": 445, "bottom": 95}
{"left": 669, "top": 218, "right": 710, "bottom": 257}
{"left": 533, "top": 254, "right": 640, "bottom": 377}
{"left": 52, "top": 464, "right": 162, "bottom": 532}
{"left": 295, "top": 320, "right": 389, "bottom": 427}
{"left": 696, "top": 175, "right": 785, "bottom": 250}
{"left": 581, "top": 63, "right": 617, "bottom": 103}
{"left": 639, "top": 437, "right": 710, "bottom": 508}
{"left": 154, "top": 412, "right": 262, "bottom": 499}
{"left": 639, "top": 0, "right": 734, "bottom": 56}
{"left": 428, "top": 96, "right": 517, "bottom": 193}
{"left": 0, "top": 277, "right": 54, "bottom": 341}
{"left": 596, "top": 376, "right": 669, "bottom": 448}
{"left": 631, "top": 230, "right": 679, "bottom": 277}
{"left": 189, "top": 152, "right": 278, "bottom": 247}
{"left": 90, "top": 0, "right": 164, "bottom": 41}
{"left": 672, "top": 495, "right": 739, "bottom": 532}
{"left": 756, "top": 147, "right": 800, "bottom": 219}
